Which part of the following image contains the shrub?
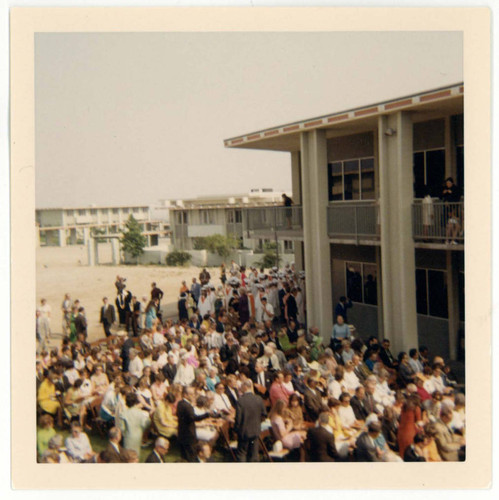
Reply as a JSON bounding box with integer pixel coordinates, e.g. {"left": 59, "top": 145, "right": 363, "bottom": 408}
{"left": 166, "top": 250, "right": 192, "bottom": 267}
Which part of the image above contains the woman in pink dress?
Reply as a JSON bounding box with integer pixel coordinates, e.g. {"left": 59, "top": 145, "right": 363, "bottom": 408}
{"left": 269, "top": 399, "right": 306, "bottom": 450}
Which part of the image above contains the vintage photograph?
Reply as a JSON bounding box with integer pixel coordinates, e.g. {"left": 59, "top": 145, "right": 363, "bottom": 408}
{"left": 9, "top": 6, "right": 492, "bottom": 490}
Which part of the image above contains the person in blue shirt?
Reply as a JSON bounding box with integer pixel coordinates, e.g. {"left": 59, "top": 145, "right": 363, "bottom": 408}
{"left": 331, "top": 314, "right": 350, "bottom": 341}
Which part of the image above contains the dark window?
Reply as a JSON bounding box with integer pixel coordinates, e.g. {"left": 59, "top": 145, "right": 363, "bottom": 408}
{"left": 343, "top": 160, "right": 360, "bottom": 201}
{"left": 363, "top": 263, "right": 377, "bottom": 305}
{"left": 235, "top": 210, "right": 242, "bottom": 224}
{"left": 456, "top": 146, "right": 464, "bottom": 195}
{"left": 428, "top": 270, "right": 448, "bottom": 318}
{"left": 413, "top": 152, "right": 425, "bottom": 198}
{"left": 346, "top": 262, "right": 363, "bottom": 303}
{"left": 415, "top": 268, "right": 428, "bottom": 315}
{"left": 360, "top": 158, "right": 375, "bottom": 200}
{"left": 426, "top": 150, "right": 446, "bottom": 195}
{"left": 329, "top": 162, "right": 343, "bottom": 201}
{"left": 413, "top": 149, "right": 445, "bottom": 198}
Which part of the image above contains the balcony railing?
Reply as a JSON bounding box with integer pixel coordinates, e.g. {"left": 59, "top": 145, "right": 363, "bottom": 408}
{"left": 327, "top": 201, "right": 379, "bottom": 242}
{"left": 245, "top": 206, "right": 303, "bottom": 232}
{"left": 412, "top": 200, "right": 464, "bottom": 244}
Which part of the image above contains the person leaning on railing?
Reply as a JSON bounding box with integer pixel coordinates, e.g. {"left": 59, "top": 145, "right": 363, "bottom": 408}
{"left": 440, "top": 177, "right": 463, "bottom": 245}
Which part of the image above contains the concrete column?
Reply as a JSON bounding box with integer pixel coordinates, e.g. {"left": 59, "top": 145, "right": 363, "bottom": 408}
{"left": 110, "top": 238, "right": 119, "bottom": 265}
{"left": 58, "top": 229, "right": 66, "bottom": 247}
{"left": 291, "top": 151, "right": 302, "bottom": 204}
{"left": 300, "top": 129, "right": 333, "bottom": 342}
{"left": 444, "top": 115, "right": 457, "bottom": 180}
{"left": 375, "top": 246, "right": 384, "bottom": 338}
{"left": 446, "top": 251, "right": 460, "bottom": 361}
{"left": 291, "top": 151, "right": 305, "bottom": 272}
{"left": 93, "top": 238, "right": 99, "bottom": 265}
{"left": 87, "top": 238, "right": 95, "bottom": 266}
{"left": 378, "top": 112, "right": 418, "bottom": 354}
{"left": 69, "top": 228, "right": 77, "bottom": 245}
{"left": 83, "top": 227, "right": 90, "bottom": 245}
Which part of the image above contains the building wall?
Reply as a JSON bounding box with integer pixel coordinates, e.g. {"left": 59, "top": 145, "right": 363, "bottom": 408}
{"left": 327, "top": 132, "right": 374, "bottom": 161}
{"left": 37, "top": 209, "right": 64, "bottom": 227}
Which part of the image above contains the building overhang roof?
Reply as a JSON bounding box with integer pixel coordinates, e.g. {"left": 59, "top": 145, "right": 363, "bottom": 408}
{"left": 224, "top": 83, "right": 463, "bottom": 153}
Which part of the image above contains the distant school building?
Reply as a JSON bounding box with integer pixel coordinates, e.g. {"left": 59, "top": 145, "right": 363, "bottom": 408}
{"left": 224, "top": 83, "right": 465, "bottom": 361}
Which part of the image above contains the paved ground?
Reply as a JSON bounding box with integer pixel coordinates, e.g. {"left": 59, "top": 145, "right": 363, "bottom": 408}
{"left": 36, "top": 244, "right": 222, "bottom": 345}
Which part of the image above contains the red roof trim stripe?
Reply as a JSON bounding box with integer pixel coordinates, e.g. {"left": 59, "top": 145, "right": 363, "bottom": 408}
{"left": 384, "top": 98, "right": 413, "bottom": 110}
{"left": 283, "top": 125, "right": 300, "bottom": 132}
{"left": 231, "top": 138, "right": 244, "bottom": 145}
{"left": 354, "top": 106, "right": 378, "bottom": 117}
{"left": 420, "top": 90, "right": 452, "bottom": 102}
{"left": 264, "top": 130, "right": 279, "bottom": 137}
{"left": 327, "top": 113, "right": 349, "bottom": 123}
{"left": 247, "top": 134, "right": 261, "bottom": 140}
{"left": 304, "top": 119, "right": 323, "bottom": 128}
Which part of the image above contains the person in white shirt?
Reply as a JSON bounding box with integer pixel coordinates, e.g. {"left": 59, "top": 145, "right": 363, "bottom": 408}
{"left": 152, "top": 325, "right": 166, "bottom": 347}
{"left": 65, "top": 422, "right": 96, "bottom": 462}
{"left": 261, "top": 297, "right": 274, "bottom": 322}
{"left": 128, "top": 349, "right": 144, "bottom": 378}
{"left": 212, "top": 382, "right": 235, "bottom": 419}
{"left": 343, "top": 360, "right": 361, "bottom": 394}
{"left": 174, "top": 355, "right": 195, "bottom": 386}
{"left": 338, "top": 392, "right": 362, "bottom": 432}
{"left": 198, "top": 290, "right": 212, "bottom": 317}
{"left": 39, "top": 298, "right": 52, "bottom": 341}
{"left": 327, "top": 366, "right": 345, "bottom": 400}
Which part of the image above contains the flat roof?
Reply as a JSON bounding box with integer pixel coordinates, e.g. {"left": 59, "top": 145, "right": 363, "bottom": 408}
{"left": 36, "top": 205, "right": 150, "bottom": 211}
{"left": 224, "top": 83, "right": 463, "bottom": 152}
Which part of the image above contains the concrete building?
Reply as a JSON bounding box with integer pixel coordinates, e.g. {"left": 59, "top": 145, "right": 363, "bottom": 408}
{"left": 36, "top": 204, "right": 170, "bottom": 248}
{"left": 169, "top": 189, "right": 296, "bottom": 257}
{"left": 224, "top": 83, "right": 464, "bottom": 361}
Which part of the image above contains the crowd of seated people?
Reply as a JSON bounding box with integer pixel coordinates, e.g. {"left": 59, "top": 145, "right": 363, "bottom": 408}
{"left": 36, "top": 263, "right": 465, "bottom": 463}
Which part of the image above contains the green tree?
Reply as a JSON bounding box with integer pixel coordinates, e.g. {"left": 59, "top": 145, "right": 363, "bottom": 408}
{"left": 166, "top": 250, "right": 192, "bottom": 267}
{"left": 254, "top": 241, "right": 281, "bottom": 269}
{"left": 120, "top": 215, "right": 147, "bottom": 263}
{"left": 193, "top": 233, "right": 240, "bottom": 258}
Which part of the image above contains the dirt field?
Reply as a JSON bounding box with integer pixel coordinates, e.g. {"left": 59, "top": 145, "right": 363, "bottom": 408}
{"left": 36, "top": 244, "right": 222, "bottom": 345}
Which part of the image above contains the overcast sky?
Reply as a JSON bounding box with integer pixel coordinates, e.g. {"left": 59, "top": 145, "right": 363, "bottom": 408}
{"left": 35, "top": 31, "right": 462, "bottom": 208}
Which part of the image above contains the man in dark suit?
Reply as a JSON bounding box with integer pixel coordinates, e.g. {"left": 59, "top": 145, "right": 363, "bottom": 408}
{"left": 120, "top": 336, "right": 135, "bottom": 373}
{"left": 176, "top": 386, "right": 212, "bottom": 462}
{"left": 101, "top": 427, "right": 128, "bottom": 463}
{"left": 75, "top": 307, "right": 88, "bottom": 338}
{"left": 355, "top": 421, "right": 383, "bottom": 462}
{"left": 306, "top": 412, "right": 339, "bottom": 462}
{"left": 335, "top": 296, "right": 352, "bottom": 323}
{"left": 252, "top": 361, "right": 271, "bottom": 400}
{"left": 130, "top": 296, "right": 141, "bottom": 336}
{"left": 145, "top": 437, "right": 170, "bottom": 463}
{"left": 162, "top": 354, "right": 177, "bottom": 384}
{"left": 116, "top": 289, "right": 132, "bottom": 329}
{"left": 379, "top": 338, "right": 398, "bottom": 370}
{"left": 100, "top": 297, "right": 116, "bottom": 338}
{"left": 286, "top": 289, "right": 298, "bottom": 324}
{"left": 235, "top": 380, "right": 267, "bottom": 462}
{"left": 303, "top": 376, "right": 325, "bottom": 422}
{"left": 350, "top": 386, "right": 369, "bottom": 421}
{"left": 224, "top": 375, "right": 240, "bottom": 409}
